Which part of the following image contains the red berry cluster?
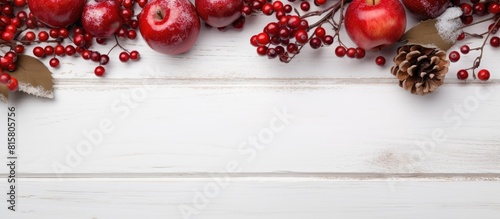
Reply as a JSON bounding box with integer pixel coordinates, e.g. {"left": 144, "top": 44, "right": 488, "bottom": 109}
{"left": 0, "top": 71, "right": 18, "bottom": 91}
{"left": 450, "top": 0, "right": 500, "bottom": 81}
{"left": 453, "top": 0, "right": 500, "bottom": 25}
{"left": 0, "top": 0, "right": 147, "bottom": 93}
{"left": 248, "top": 0, "right": 371, "bottom": 63}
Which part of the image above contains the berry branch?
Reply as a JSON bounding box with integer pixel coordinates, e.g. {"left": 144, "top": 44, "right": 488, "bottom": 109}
{"left": 249, "top": 0, "right": 364, "bottom": 63}
{"left": 451, "top": 0, "right": 500, "bottom": 81}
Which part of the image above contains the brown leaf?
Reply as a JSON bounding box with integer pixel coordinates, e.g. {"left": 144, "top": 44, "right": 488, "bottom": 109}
{"left": 401, "top": 19, "right": 454, "bottom": 51}
{"left": 0, "top": 85, "right": 7, "bottom": 103}
{"left": 13, "top": 55, "right": 54, "bottom": 98}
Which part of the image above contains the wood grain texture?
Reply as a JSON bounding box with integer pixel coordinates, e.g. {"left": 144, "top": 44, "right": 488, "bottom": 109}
{"left": 1, "top": 83, "right": 499, "bottom": 175}
{"left": 1, "top": 178, "right": 499, "bottom": 219}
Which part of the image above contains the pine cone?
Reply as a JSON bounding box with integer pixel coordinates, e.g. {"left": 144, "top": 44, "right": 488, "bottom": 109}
{"left": 391, "top": 44, "right": 450, "bottom": 95}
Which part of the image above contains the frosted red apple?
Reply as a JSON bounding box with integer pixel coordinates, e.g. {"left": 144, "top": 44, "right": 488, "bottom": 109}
{"left": 344, "top": 0, "right": 406, "bottom": 50}
{"left": 27, "top": 0, "right": 86, "bottom": 28}
{"left": 402, "top": 0, "right": 450, "bottom": 19}
{"left": 139, "top": 0, "right": 201, "bottom": 55}
{"left": 195, "top": 0, "right": 243, "bottom": 27}
{"left": 82, "top": 0, "right": 123, "bottom": 38}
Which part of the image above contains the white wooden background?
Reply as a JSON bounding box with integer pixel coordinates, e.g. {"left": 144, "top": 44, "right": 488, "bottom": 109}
{"left": 1, "top": 4, "right": 500, "bottom": 219}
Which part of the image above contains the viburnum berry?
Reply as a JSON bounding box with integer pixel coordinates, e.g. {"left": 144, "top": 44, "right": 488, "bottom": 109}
{"left": 38, "top": 31, "right": 49, "bottom": 41}
{"left": 256, "top": 46, "right": 267, "bottom": 56}
{"left": 25, "top": 31, "right": 36, "bottom": 41}
{"left": 490, "top": 36, "right": 500, "bottom": 47}
{"left": 14, "top": 45, "right": 24, "bottom": 54}
{"left": 461, "top": 3, "right": 473, "bottom": 16}
{"left": 130, "top": 51, "right": 140, "bottom": 60}
{"left": 44, "top": 46, "right": 54, "bottom": 56}
{"left": 298, "top": 20, "right": 308, "bottom": 30}
{"left": 449, "top": 51, "right": 460, "bottom": 62}
{"left": 7, "top": 63, "right": 16, "bottom": 72}
{"left": 323, "top": 35, "right": 334, "bottom": 46}
{"left": 138, "top": 0, "right": 148, "bottom": 7}
{"left": 73, "top": 34, "right": 85, "bottom": 47}
{"left": 128, "top": 30, "right": 137, "bottom": 40}
{"left": 314, "top": 27, "right": 326, "bottom": 38}
{"left": 457, "top": 69, "right": 469, "bottom": 80}
{"left": 100, "top": 55, "right": 110, "bottom": 65}
{"left": 1, "top": 31, "right": 14, "bottom": 41}
{"left": 460, "top": 45, "right": 470, "bottom": 54}
{"left": 315, "top": 0, "right": 326, "bottom": 5}
{"left": 256, "top": 32, "right": 270, "bottom": 45}
{"left": 14, "top": 0, "right": 26, "bottom": 7}
{"left": 461, "top": 15, "right": 473, "bottom": 25}
{"left": 266, "top": 48, "right": 277, "bottom": 59}
{"left": 346, "top": 47, "right": 357, "bottom": 58}
{"left": 477, "top": 69, "right": 490, "bottom": 81}
{"left": 355, "top": 48, "right": 365, "bottom": 59}
{"left": 94, "top": 66, "right": 105, "bottom": 77}
{"left": 287, "top": 43, "right": 298, "bottom": 54}
{"left": 261, "top": 3, "right": 274, "bottom": 15}
{"left": 65, "top": 45, "right": 76, "bottom": 56}
{"left": 309, "top": 37, "right": 322, "bottom": 49}
{"left": 59, "top": 28, "right": 69, "bottom": 38}
{"left": 287, "top": 16, "right": 301, "bottom": 29}
{"left": 119, "top": 52, "right": 130, "bottom": 62}
{"left": 49, "top": 28, "right": 59, "bottom": 38}
{"left": 0, "top": 73, "right": 10, "bottom": 84}
{"left": 335, "top": 46, "right": 346, "bottom": 57}
{"left": 275, "top": 46, "right": 285, "bottom": 55}
{"left": 273, "top": 1, "right": 283, "bottom": 11}
{"left": 55, "top": 45, "right": 65, "bottom": 56}
{"left": 375, "top": 56, "right": 386, "bottom": 66}
{"left": 300, "top": 1, "right": 310, "bottom": 11}
{"left": 49, "top": 58, "right": 60, "bottom": 68}
{"left": 6, "top": 77, "right": 18, "bottom": 91}
{"left": 283, "top": 4, "right": 292, "bottom": 13}
{"left": 295, "top": 30, "right": 308, "bottom": 44}
{"left": 81, "top": 50, "right": 91, "bottom": 60}
{"left": 90, "top": 51, "right": 101, "bottom": 62}
{"left": 33, "top": 46, "right": 45, "bottom": 57}
{"left": 489, "top": 2, "right": 500, "bottom": 14}
{"left": 1, "top": 56, "right": 13, "bottom": 69}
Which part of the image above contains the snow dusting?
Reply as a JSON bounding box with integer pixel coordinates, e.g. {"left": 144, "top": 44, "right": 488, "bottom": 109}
{"left": 19, "top": 83, "right": 54, "bottom": 99}
{"left": 435, "top": 7, "right": 463, "bottom": 43}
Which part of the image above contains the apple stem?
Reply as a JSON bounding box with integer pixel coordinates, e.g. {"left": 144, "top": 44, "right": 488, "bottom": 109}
{"left": 156, "top": 9, "right": 164, "bottom": 20}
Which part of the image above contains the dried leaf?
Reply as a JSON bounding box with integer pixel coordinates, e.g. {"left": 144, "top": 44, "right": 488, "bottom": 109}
{"left": 401, "top": 19, "right": 454, "bottom": 51}
{"left": 13, "top": 55, "right": 54, "bottom": 98}
{"left": 0, "top": 85, "right": 7, "bottom": 103}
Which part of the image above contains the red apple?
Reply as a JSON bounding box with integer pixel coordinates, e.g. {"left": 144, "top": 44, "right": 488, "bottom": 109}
{"left": 195, "top": 0, "right": 243, "bottom": 27}
{"left": 27, "top": 0, "right": 86, "bottom": 28}
{"left": 139, "top": 0, "right": 200, "bottom": 55}
{"left": 344, "top": 0, "right": 406, "bottom": 50}
{"left": 82, "top": 0, "right": 123, "bottom": 38}
{"left": 402, "top": 0, "right": 450, "bottom": 19}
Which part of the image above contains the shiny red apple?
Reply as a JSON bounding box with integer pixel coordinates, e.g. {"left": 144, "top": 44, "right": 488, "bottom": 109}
{"left": 27, "top": 0, "right": 86, "bottom": 28}
{"left": 195, "top": 0, "right": 243, "bottom": 27}
{"left": 139, "top": 0, "right": 201, "bottom": 55}
{"left": 402, "top": 0, "right": 450, "bottom": 19}
{"left": 82, "top": 0, "right": 123, "bottom": 38}
{"left": 344, "top": 0, "right": 407, "bottom": 50}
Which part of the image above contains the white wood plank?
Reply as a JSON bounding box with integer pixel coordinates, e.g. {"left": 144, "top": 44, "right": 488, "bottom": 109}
{"left": 1, "top": 83, "right": 499, "bottom": 175}
{"left": 0, "top": 178, "right": 499, "bottom": 218}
